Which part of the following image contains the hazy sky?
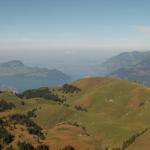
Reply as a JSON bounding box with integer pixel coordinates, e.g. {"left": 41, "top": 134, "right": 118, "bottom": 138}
{"left": 0, "top": 0, "right": 150, "bottom": 50}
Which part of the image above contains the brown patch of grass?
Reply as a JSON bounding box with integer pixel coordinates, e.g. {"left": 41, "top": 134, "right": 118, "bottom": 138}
{"left": 45, "top": 123, "right": 98, "bottom": 150}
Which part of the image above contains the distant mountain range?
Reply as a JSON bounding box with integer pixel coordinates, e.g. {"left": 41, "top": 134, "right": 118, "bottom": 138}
{"left": 110, "top": 57, "right": 150, "bottom": 85}
{"left": 0, "top": 60, "right": 70, "bottom": 80}
{"left": 0, "top": 60, "right": 70, "bottom": 91}
{"left": 100, "top": 51, "right": 150, "bottom": 75}
{"left": 100, "top": 51, "right": 150, "bottom": 85}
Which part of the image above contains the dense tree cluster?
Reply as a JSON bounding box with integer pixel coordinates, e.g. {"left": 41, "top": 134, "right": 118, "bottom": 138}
{"left": 18, "top": 142, "right": 34, "bottom": 150}
{"left": 0, "top": 125, "right": 14, "bottom": 145}
{"left": 36, "top": 145, "right": 49, "bottom": 150}
{"left": 9, "top": 114, "right": 44, "bottom": 139}
{"left": 0, "top": 99, "right": 15, "bottom": 112}
{"left": 17, "top": 87, "right": 63, "bottom": 103}
{"left": 18, "top": 142, "right": 49, "bottom": 150}
{"left": 62, "top": 84, "right": 81, "bottom": 93}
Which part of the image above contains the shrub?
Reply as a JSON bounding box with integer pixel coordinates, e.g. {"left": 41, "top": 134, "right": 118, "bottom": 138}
{"left": 62, "top": 84, "right": 80, "bottom": 93}
{"left": 36, "top": 145, "right": 49, "bottom": 150}
{"left": 27, "top": 108, "right": 37, "bottom": 118}
{"left": 61, "top": 145, "right": 75, "bottom": 150}
{"left": 0, "top": 126, "right": 14, "bottom": 144}
{"left": 10, "top": 114, "right": 44, "bottom": 139}
{"left": 18, "top": 142, "right": 49, "bottom": 150}
{"left": 18, "top": 142, "right": 34, "bottom": 150}
{"left": 74, "top": 105, "right": 87, "bottom": 112}
{"left": 0, "top": 99, "right": 15, "bottom": 112}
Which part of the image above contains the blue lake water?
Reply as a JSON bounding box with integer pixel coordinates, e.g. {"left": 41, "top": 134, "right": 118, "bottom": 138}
{"left": 0, "top": 76, "right": 69, "bottom": 92}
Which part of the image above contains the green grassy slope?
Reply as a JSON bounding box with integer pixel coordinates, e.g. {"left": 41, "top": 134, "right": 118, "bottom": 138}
{"left": 1, "top": 77, "right": 150, "bottom": 149}
{"left": 67, "top": 77, "right": 150, "bottom": 147}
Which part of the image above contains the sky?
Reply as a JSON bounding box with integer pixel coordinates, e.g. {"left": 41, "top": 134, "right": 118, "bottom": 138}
{"left": 0, "top": 0, "right": 150, "bottom": 51}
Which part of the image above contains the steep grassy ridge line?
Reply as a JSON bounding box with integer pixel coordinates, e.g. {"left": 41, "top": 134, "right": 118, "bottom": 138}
{"left": 72, "top": 77, "right": 115, "bottom": 91}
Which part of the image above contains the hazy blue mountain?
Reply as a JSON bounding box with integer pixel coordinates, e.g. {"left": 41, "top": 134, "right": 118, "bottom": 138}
{"left": 110, "top": 57, "right": 150, "bottom": 85}
{"left": 0, "top": 49, "right": 115, "bottom": 79}
{"left": 100, "top": 51, "right": 150, "bottom": 75}
{"left": 0, "top": 60, "right": 70, "bottom": 92}
{"left": 0, "top": 60, "right": 69, "bottom": 80}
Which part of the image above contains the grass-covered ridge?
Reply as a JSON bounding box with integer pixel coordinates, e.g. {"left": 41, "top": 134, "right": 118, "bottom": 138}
{"left": 1, "top": 77, "right": 150, "bottom": 149}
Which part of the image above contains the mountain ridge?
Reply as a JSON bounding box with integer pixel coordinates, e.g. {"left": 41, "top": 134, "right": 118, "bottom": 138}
{"left": 100, "top": 51, "right": 150, "bottom": 75}
{"left": 0, "top": 60, "right": 70, "bottom": 92}
{"left": 110, "top": 57, "right": 150, "bottom": 85}
{"left": 1, "top": 77, "right": 150, "bottom": 150}
{"left": 0, "top": 60, "right": 70, "bottom": 80}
